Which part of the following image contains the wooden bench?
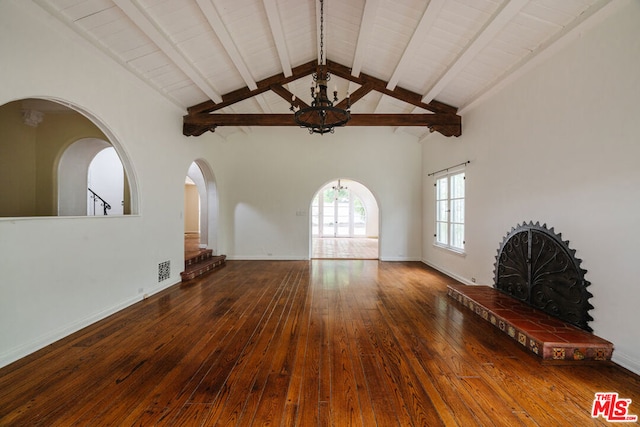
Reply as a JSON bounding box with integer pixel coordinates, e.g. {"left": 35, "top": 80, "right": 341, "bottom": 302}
{"left": 447, "top": 283, "right": 614, "bottom": 361}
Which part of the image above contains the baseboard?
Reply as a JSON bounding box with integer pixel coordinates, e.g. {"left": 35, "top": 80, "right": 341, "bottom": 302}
{"left": 0, "top": 279, "right": 180, "bottom": 369}
{"left": 226, "top": 255, "right": 309, "bottom": 261}
{"left": 378, "top": 256, "right": 421, "bottom": 262}
{"left": 421, "top": 258, "right": 477, "bottom": 286}
{"left": 612, "top": 351, "right": 640, "bottom": 376}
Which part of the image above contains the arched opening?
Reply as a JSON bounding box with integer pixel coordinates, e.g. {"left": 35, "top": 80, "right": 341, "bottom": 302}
{"left": 184, "top": 160, "right": 219, "bottom": 258}
{"left": 0, "top": 98, "right": 137, "bottom": 217}
{"left": 311, "top": 179, "right": 379, "bottom": 259}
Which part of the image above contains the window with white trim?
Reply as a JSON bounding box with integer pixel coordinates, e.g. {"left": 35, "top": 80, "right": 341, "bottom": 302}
{"left": 435, "top": 170, "right": 465, "bottom": 252}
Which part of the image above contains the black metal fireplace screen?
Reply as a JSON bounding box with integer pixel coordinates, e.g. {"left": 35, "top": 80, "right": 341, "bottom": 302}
{"left": 493, "top": 222, "right": 594, "bottom": 331}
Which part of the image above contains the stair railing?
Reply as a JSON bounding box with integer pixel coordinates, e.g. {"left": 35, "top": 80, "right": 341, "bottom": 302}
{"left": 88, "top": 188, "right": 112, "bottom": 215}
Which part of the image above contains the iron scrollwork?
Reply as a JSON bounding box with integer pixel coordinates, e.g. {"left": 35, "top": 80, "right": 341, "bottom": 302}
{"left": 494, "top": 222, "right": 594, "bottom": 331}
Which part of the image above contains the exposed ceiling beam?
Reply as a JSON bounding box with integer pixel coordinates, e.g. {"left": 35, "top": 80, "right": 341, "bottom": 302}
{"left": 112, "top": 0, "right": 223, "bottom": 104}
{"left": 422, "top": 0, "right": 529, "bottom": 104}
{"left": 327, "top": 60, "right": 457, "bottom": 115}
{"left": 271, "top": 85, "right": 309, "bottom": 109}
{"left": 351, "top": 0, "right": 379, "bottom": 77}
{"left": 195, "top": 0, "right": 258, "bottom": 91}
{"left": 188, "top": 60, "right": 317, "bottom": 115}
{"left": 335, "top": 83, "right": 374, "bottom": 109}
{"left": 386, "top": 0, "right": 446, "bottom": 90}
{"left": 263, "top": 0, "right": 292, "bottom": 77}
{"left": 184, "top": 113, "right": 461, "bottom": 137}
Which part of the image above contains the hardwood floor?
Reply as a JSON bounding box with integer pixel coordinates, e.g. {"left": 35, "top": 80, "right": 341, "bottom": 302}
{"left": 312, "top": 237, "right": 379, "bottom": 259}
{"left": 1, "top": 260, "right": 639, "bottom": 426}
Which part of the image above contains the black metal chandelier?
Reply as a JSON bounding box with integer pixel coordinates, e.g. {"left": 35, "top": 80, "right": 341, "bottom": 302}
{"left": 290, "top": 0, "right": 350, "bottom": 135}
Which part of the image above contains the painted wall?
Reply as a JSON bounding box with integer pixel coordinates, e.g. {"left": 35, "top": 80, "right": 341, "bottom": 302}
{"left": 422, "top": 1, "right": 640, "bottom": 374}
{"left": 0, "top": 1, "right": 423, "bottom": 367}
{"left": 184, "top": 183, "right": 200, "bottom": 233}
{"left": 204, "top": 127, "right": 421, "bottom": 261}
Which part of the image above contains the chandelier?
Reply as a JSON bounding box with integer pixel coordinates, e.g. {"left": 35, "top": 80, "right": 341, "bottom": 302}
{"left": 290, "top": 0, "right": 350, "bottom": 135}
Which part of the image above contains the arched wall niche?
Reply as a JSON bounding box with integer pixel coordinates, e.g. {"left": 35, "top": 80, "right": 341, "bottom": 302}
{"left": 0, "top": 97, "right": 139, "bottom": 217}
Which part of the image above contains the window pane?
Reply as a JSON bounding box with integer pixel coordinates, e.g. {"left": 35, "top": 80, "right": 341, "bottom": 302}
{"left": 451, "top": 199, "right": 464, "bottom": 223}
{"left": 450, "top": 173, "right": 465, "bottom": 198}
{"left": 451, "top": 224, "right": 464, "bottom": 249}
{"left": 436, "top": 200, "right": 448, "bottom": 222}
{"left": 436, "top": 222, "right": 448, "bottom": 245}
{"left": 436, "top": 177, "right": 448, "bottom": 200}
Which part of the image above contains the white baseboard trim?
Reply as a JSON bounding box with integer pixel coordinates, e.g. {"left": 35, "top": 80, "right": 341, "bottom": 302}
{"left": 226, "top": 255, "right": 309, "bottom": 261}
{"left": 421, "top": 259, "right": 477, "bottom": 286}
{"left": 0, "top": 279, "right": 180, "bottom": 369}
{"left": 612, "top": 352, "right": 640, "bottom": 376}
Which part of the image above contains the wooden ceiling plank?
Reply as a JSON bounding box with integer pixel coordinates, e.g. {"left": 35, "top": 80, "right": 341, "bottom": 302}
{"left": 195, "top": 0, "right": 258, "bottom": 91}
{"left": 421, "top": 0, "right": 529, "bottom": 104}
{"left": 112, "top": 0, "right": 223, "bottom": 103}
{"left": 386, "top": 0, "right": 446, "bottom": 91}
{"left": 351, "top": 0, "right": 379, "bottom": 77}
{"left": 263, "top": 0, "right": 293, "bottom": 77}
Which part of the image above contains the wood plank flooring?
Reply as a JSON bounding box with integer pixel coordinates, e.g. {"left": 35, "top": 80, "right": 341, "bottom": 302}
{"left": 1, "top": 260, "right": 639, "bottom": 426}
{"left": 312, "top": 238, "right": 378, "bottom": 259}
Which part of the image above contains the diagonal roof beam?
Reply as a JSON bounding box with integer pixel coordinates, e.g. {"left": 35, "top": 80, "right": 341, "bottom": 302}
{"left": 187, "top": 60, "right": 458, "bottom": 116}
{"left": 386, "top": 0, "right": 446, "bottom": 90}
{"left": 112, "top": 0, "right": 223, "bottom": 103}
{"left": 351, "top": 0, "right": 379, "bottom": 77}
{"left": 422, "top": 0, "right": 528, "bottom": 104}
{"left": 195, "top": 0, "right": 258, "bottom": 91}
{"left": 188, "top": 60, "right": 317, "bottom": 115}
{"left": 327, "top": 60, "right": 457, "bottom": 115}
{"left": 263, "top": 0, "right": 292, "bottom": 77}
{"left": 271, "top": 85, "right": 309, "bottom": 109}
{"left": 336, "top": 83, "right": 373, "bottom": 109}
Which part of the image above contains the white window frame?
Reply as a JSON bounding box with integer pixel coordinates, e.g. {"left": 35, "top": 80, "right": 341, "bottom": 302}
{"left": 434, "top": 168, "right": 465, "bottom": 254}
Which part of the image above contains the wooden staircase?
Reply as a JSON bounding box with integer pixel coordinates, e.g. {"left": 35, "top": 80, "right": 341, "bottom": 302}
{"left": 181, "top": 249, "right": 226, "bottom": 282}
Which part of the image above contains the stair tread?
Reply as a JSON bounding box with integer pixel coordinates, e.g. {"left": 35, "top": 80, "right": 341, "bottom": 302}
{"left": 181, "top": 254, "right": 226, "bottom": 282}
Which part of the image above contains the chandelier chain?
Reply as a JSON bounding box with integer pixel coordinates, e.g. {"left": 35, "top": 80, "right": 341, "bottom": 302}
{"left": 319, "top": 0, "right": 324, "bottom": 65}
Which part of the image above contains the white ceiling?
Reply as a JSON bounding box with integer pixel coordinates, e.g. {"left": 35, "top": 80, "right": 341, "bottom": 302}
{"left": 34, "top": 0, "right": 612, "bottom": 139}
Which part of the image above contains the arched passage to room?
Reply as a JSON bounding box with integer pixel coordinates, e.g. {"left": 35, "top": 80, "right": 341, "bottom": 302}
{"left": 311, "top": 178, "right": 379, "bottom": 259}
{"left": 0, "top": 97, "right": 137, "bottom": 217}
{"left": 184, "top": 160, "right": 219, "bottom": 258}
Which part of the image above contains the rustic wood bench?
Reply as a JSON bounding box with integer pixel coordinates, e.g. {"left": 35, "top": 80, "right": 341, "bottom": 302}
{"left": 447, "top": 283, "right": 613, "bottom": 361}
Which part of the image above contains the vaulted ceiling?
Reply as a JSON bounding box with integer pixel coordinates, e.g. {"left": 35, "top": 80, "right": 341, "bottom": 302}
{"left": 34, "top": 0, "right": 611, "bottom": 139}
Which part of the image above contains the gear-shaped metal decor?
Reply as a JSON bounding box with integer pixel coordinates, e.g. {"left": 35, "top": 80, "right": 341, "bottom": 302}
{"left": 493, "top": 222, "right": 594, "bottom": 332}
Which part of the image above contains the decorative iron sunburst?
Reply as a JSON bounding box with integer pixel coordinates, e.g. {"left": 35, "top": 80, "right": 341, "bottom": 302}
{"left": 493, "top": 222, "right": 594, "bottom": 331}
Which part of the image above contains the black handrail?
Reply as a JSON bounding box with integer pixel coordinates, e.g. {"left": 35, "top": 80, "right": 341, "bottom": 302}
{"left": 88, "top": 188, "right": 112, "bottom": 215}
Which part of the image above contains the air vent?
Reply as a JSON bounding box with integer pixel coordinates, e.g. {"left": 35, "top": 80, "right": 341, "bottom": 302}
{"left": 158, "top": 261, "right": 170, "bottom": 282}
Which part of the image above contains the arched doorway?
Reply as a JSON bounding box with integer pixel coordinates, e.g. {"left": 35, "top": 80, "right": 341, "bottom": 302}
{"left": 311, "top": 179, "right": 379, "bottom": 259}
{"left": 184, "top": 160, "right": 219, "bottom": 257}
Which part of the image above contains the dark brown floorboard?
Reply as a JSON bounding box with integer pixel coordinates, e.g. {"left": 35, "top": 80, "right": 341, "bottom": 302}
{"left": 1, "top": 260, "right": 639, "bottom": 426}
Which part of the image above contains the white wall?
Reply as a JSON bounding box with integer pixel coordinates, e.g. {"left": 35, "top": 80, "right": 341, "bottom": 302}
{"left": 423, "top": 0, "right": 640, "bottom": 374}
{"left": 204, "top": 127, "right": 422, "bottom": 260}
